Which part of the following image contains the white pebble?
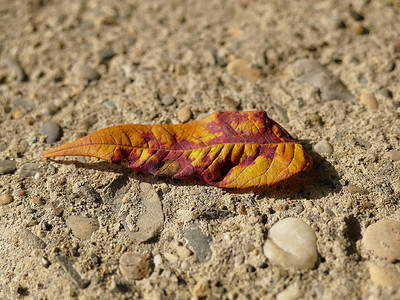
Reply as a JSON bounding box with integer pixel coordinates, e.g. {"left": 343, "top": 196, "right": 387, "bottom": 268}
{"left": 180, "top": 261, "right": 189, "bottom": 271}
{"left": 276, "top": 284, "right": 304, "bottom": 300}
{"left": 263, "top": 218, "right": 318, "bottom": 269}
{"left": 153, "top": 254, "right": 163, "bottom": 266}
{"left": 313, "top": 140, "right": 333, "bottom": 155}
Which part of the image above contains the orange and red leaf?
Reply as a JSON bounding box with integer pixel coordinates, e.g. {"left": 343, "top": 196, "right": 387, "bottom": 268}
{"left": 43, "top": 111, "right": 312, "bottom": 189}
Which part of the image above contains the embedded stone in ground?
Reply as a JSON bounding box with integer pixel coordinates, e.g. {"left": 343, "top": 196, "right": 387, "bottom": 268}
{"left": 362, "top": 219, "right": 400, "bottom": 262}
{"left": 263, "top": 217, "right": 318, "bottom": 269}
{"left": 119, "top": 252, "right": 153, "bottom": 280}
{"left": 66, "top": 216, "right": 100, "bottom": 240}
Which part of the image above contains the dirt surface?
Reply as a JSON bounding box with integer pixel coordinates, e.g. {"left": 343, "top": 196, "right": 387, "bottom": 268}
{"left": 1, "top": 0, "right": 400, "bottom": 299}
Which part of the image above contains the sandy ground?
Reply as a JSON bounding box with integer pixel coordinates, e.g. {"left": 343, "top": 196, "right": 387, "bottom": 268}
{"left": 1, "top": 0, "right": 400, "bottom": 299}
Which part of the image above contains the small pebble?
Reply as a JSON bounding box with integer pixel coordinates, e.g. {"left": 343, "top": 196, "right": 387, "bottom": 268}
{"left": 180, "top": 261, "right": 189, "bottom": 271}
{"left": 153, "top": 254, "right": 163, "bottom": 266}
{"left": 71, "top": 63, "right": 100, "bottom": 81}
{"left": 39, "top": 121, "right": 63, "bottom": 143}
{"left": 66, "top": 215, "right": 100, "bottom": 240}
{"left": 177, "top": 107, "right": 192, "bottom": 123}
{"left": 41, "top": 257, "right": 51, "bottom": 268}
{"left": 19, "top": 228, "right": 46, "bottom": 249}
{"left": 192, "top": 280, "right": 211, "bottom": 298}
{"left": 56, "top": 255, "right": 90, "bottom": 289}
{"left": 176, "top": 246, "right": 192, "bottom": 259}
{"left": 263, "top": 218, "right": 318, "bottom": 269}
{"left": 222, "top": 96, "right": 239, "bottom": 110}
{"left": 304, "top": 200, "right": 313, "bottom": 209}
{"left": 27, "top": 219, "right": 39, "bottom": 227}
{"left": 347, "top": 184, "right": 368, "bottom": 194}
{"left": 292, "top": 59, "right": 354, "bottom": 101}
{"left": 15, "top": 189, "right": 25, "bottom": 197}
{"left": 295, "top": 203, "right": 305, "bottom": 214}
{"left": 49, "top": 200, "right": 64, "bottom": 216}
{"left": 3, "top": 57, "right": 28, "bottom": 81}
{"left": 358, "top": 94, "right": 378, "bottom": 111}
{"left": 352, "top": 25, "right": 369, "bottom": 35}
{"left": 384, "top": 150, "right": 400, "bottom": 162}
{"left": 184, "top": 223, "right": 212, "bottom": 263}
{"left": 119, "top": 252, "right": 153, "bottom": 280}
{"left": 98, "top": 47, "right": 116, "bottom": 61}
{"left": 0, "top": 193, "right": 14, "bottom": 205}
{"left": 48, "top": 165, "right": 57, "bottom": 175}
{"left": 227, "top": 58, "right": 263, "bottom": 82}
{"left": 164, "top": 253, "right": 179, "bottom": 264}
{"left": 276, "top": 285, "right": 304, "bottom": 300}
{"left": 314, "top": 140, "right": 333, "bottom": 155}
{"left": 362, "top": 219, "right": 400, "bottom": 262}
{"left": 0, "top": 160, "right": 17, "bottom": 175}
{"left": 14, "top": 110, "right": 24, "bottom": 119}
{"left": 368, "top": 264, "right": 400, "bottom": 288}
{"left": 161, "top": 95, "right": 176, "bottom": 106}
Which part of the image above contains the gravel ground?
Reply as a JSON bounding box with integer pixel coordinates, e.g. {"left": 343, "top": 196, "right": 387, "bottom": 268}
{"left": 1, "top": 0, "right": 400, "bottom": 299}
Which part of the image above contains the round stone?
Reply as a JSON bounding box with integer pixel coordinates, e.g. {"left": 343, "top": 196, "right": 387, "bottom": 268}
{"left": 263, "top": 217, "right": 318, "bottom": 269}
{"left": 119, "top": 252, "right": 153, "bottom": 280}
{"left": 313, "top": 140, "right": 333, "bottom": 155}
{"left": 0, "top": 160, "right": 17, "bottom": 175}
{"left": 176, "top": 246, "right": 192, "bottom": 259}
{"left": 66, "top": 215, "right": 100, "bottom": 240}
{"left": 384, "top": 150, "right": 400, "bottom": 162}
{"left": 71, "top": 63, "right": 100, "bottom": 81}
{"left": 362, "top": 219, "right": 400, "bottom": 262}
{"left": 153, "top": 254, "right": 162, "bottom": 266}
{"left": 276, "top": 285, "right": 304, "bottom": 300}
{"left": 359, "top": 93, "right": 378, "bottom": 111}
{"left": 0, "top": 193, "right": 14, "bottom": 205}
{"left": 226, "top": 58, "right": 263, "bottom": 82}
{"left": 177, "top": 107, "right": 192, "bottom": 123}
{"left": 39, "top": 121, "right": 63, "bottom": 143}
{"left": 14, "top": 110, "right": 24, "bottom": 119}
{"left": 161, "top": 95, "right": 176, "bottom": 106}
{"left": 368, "top": 264, "right": 400, "bottom": 288}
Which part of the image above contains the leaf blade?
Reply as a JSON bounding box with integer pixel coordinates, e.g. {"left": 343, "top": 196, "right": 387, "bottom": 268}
{"left": 43, "top": 111, "right": 312, "bottom": 189}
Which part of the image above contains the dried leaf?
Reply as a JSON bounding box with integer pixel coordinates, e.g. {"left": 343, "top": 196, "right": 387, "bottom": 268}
{"left": 43, "top": 111, "right": 312, "bottom": 189}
